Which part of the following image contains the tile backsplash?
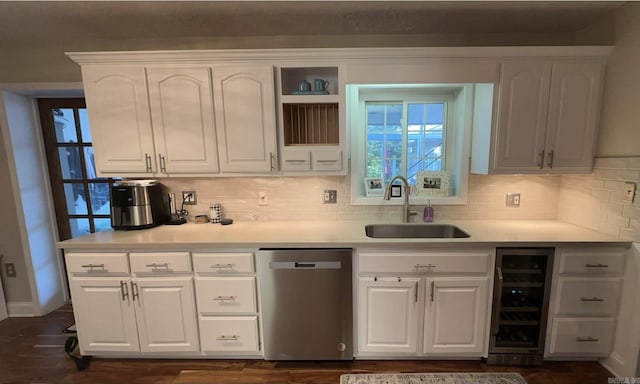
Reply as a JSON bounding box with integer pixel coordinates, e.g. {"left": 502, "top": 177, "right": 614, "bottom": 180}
{"left": 558, "top": 157, "right": 640, "bottom": 241}
{"left": 161, "top": 173, "right": 561, "bottom": 223}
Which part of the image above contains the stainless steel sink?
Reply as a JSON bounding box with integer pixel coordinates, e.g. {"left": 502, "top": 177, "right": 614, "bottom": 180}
{"left": 365, "top": 224, "right": 471, "bottom": 239}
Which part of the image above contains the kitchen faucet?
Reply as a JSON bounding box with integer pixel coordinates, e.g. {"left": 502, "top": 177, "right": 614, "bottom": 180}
{"left": 383, "top": 175, "right": 416, "bottom": 223}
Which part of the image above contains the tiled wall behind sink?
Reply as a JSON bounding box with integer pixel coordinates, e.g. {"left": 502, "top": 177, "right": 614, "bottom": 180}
{"left": 558, "top": 157, "right": 640, "bottom": 241}
{"left": 161, "top": 174, "right": 560, "bottom": 223}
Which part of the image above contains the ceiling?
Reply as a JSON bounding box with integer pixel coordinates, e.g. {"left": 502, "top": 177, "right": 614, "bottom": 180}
{"left": 0, "top": 1, "right": 626, "bottom": 49}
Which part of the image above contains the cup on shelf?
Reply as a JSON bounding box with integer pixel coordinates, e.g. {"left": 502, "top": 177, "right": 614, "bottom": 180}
{"left": 297, "top": 80, "right": 311, "bottom": 92}
{"left": 313, "top": 78, "right": 329, "bottom": 92}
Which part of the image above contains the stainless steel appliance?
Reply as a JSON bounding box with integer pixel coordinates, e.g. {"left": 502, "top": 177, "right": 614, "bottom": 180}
{"left": 487, "top": 248, "right": 554, "bottom": 365}
{"left": 110, "top": 180, "right": 170, "bottom": 230}
{"left": 257, "top": 248, "right": 353, "bottom": 360}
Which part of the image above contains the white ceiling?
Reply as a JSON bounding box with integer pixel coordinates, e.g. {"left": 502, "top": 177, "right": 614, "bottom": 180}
{"left": 0, "top": 1, "right": 625, "bottom": 49}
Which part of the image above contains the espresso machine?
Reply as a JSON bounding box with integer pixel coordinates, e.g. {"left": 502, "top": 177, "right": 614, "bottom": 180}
{"left": 110, "top": 180, "right": 170, "bottom": 230}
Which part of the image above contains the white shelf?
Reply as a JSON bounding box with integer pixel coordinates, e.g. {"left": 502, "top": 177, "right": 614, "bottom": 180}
{"left": 281, "top": 94, "right": 340, "bottom": 104}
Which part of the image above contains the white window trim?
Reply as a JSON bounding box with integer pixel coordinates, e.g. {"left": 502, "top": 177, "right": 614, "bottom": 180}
{"left": 348, "top": 84, "right": 476, "bottom": 206}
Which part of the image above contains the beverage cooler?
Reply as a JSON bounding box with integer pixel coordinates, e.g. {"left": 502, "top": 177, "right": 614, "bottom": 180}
{"left": 487, "top": 248, "right": 554, "bottom": 366}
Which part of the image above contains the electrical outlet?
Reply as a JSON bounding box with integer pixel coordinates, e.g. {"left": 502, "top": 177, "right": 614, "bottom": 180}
{"left": 506, "top": 193, "right": 520, "bottom": 208}
{"left": 258, "top": 191, "right": 268, "bottom": 205}
{"left": 182, "top": 191, "right": 197, "bottom": 205}
{"left": 623, "top": 182, "right": 636, "bottom": 203}
{"left": 5, "top": 263, "right": 16, "bottom": 278}
{"left": 324, "top": 190, "right": 337, "bottom": 204}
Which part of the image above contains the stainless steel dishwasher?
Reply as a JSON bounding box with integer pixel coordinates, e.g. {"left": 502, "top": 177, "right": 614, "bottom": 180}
{"left": 257, "top": 248, "right": 353, "bottom": 360}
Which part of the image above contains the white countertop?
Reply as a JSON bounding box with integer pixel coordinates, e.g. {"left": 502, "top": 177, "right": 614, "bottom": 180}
{"left": 57, "top": 220, "right": 628, "bottom": 250}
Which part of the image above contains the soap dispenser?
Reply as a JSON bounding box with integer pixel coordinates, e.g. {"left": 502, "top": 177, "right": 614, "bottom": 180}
{"left": 423, "top": 200, "right": 434, "bottom": 222}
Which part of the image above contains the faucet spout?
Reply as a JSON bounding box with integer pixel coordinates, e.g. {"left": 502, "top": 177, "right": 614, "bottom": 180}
{"left": 384, "top": 175, "right": 412, "bottom": 223}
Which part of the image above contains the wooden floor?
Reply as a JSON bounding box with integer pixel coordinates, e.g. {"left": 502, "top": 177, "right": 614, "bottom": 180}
{"left": 0, "top": 305, "right": 614, "bottom": 384}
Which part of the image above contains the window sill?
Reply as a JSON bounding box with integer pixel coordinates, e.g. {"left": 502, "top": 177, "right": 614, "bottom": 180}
{"left": 351, "top": 195, "right": 468, "bottom": 206}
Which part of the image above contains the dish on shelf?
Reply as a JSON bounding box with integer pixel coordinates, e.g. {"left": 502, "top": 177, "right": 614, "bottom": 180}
{"left": 290, "top": 90, "right": 330, "bottom": 95}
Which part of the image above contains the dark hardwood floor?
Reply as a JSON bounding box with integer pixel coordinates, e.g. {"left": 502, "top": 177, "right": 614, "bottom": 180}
{"left": 0, "top": 305, "right": 614, "bottom": 384}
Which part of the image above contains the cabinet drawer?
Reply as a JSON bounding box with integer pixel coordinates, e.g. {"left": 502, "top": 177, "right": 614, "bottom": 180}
{"left": 199, "top": 316, "right": 260, "bottom": 352}
{"left": 554, "top": 277, "right": 621, "bottom": 316}
{"left": 558, "top": 250, "right": 625, "bottom": 275}
{"left": 548, "top": 317, "right": 614, "bottom": 355}
{"left": 66, "top": 252, "right": 129, "bottom": 274}
{"left": 192, "top": 253, "right": 254, "bottom": 273}
{"left": 195, "top": 277, "right": 257, "bottom": 314}
{"left": 281, "top": 151, "right": 311, "bottom": 171}
{"left": 359, "top": 252, "right": 490, "bottom": 274}
{"left": 312, "top": 150, "right": 342, "bottom": 171}
{"left": 129, "top": 252, "right": 191, "bottom": 273}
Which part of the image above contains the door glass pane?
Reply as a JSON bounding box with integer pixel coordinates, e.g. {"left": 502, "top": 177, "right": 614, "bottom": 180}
{"left": 58, "top": 147, "right": 82, "bottom": 179}
{"left": 69, "top": 218, "right": 90, "bottom": 238}
{"left": 79, "top": 108, "right": 92, "bottom": 142}
{"left": 63, "top": 183, "right": 88, "bottom": 215}
{"left": 93, "top": 218, "right": 112, "bottom": 232}
{"left": 53, "top": 108, "right": 78, "bottom": 143}
{"left": 89, "top": 183, "right": 111, "bottom": 214}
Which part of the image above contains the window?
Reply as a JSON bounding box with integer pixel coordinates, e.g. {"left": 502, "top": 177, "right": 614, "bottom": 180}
{"left": 366, "top": 102, "right": 446, "bottom": 185}
{"left": 38, "top": 99, "right": 115, "bottom": 240}
{"left": 348, "top": 84, "right": 477, "bottom": 205}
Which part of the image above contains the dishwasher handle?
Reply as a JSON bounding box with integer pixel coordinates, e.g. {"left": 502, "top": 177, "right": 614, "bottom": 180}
{"left": 269, "top": 261, "right": 342, "bottom": 270}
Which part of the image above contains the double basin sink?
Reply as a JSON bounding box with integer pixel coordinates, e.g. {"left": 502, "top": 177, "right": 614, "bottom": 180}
{"left": 365, "top": 224, "right": 470, "bottom": 239}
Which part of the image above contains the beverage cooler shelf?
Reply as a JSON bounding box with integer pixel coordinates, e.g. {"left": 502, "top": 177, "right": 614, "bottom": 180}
{"left": 502, "top": 306, "right": 539, "bottom": 312}
{"left": 503, "top": 282, "right": 544, "bottom": 288}
{"left": 499, "top": 311, "right": 539, "bottom": 325}
{"left": 501, "top": 268, "right": 543, "bottom": 274}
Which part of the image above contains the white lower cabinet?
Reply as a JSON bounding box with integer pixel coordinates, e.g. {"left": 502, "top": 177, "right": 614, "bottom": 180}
{"left": 356, "top": 248, "right": 493, "bottom": 358}
{"left": 358, "top": 277, "right": 420, "bottom": 354}
{"left": 199, "top": 316, "right": 260, "bottom": 352}
{"left": 548, "top": 318, "right": 615, "bottom": 356}
{"left": 70, "top": 276, "right": 199, "bottom": 354}
{"left": 423, "top": 278, "right": 489, "bottom": 355}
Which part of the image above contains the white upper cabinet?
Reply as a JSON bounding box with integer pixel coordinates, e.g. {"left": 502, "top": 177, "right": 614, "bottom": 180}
{"left": 212, "top": 64, "right": 278, "bottom": 173}
{"left": 147, "top": 67, "right": 219, "bottom": 175}
{"left": 472, "top": 59, "right": 604, "bottom": 174}
{"left": 82, "top": 66, "right": 156, "bottom": 174}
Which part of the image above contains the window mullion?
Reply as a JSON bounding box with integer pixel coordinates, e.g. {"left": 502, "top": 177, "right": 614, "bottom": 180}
{"left": 401, "top": 102, "right": 408, "bottom": 179}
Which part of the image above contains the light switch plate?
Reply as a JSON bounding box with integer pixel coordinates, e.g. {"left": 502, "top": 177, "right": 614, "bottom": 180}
{"left": 506, "top": 193, "right": 521, "bottom": 208}
{"left": 623, "top": 182, "right": 636, "bottom": 203}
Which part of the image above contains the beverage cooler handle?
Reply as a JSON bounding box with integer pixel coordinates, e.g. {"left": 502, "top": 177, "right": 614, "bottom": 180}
{"left": 492, "top": 266, "right": 504, "bottom": 335}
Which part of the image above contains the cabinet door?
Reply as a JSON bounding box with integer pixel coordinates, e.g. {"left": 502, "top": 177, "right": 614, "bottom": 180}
{"left": 544, "top": 62, "right": 602, "bottom": 171}
{"left": 423, "top": 277, "right": 488, "bottom": 355}
{"left": 69, "top": 277, "right": 139, "bottom": 353}
{"left": 494, "top": 62, "right": 551, "bottom": 172}
{"left": 133, "top": 277, "right": 199, "bottom": 353}
{"left": 147, "top": 67, "right": 219, "bottom": 174}
{"left": 213, "top": 65, "right": 277, "bottom": 173}
{"left": 82, "top": 66, "right": 156, "bottom": 174}
{"left": 358, "top": 277, "right": 420, "bottom": 354}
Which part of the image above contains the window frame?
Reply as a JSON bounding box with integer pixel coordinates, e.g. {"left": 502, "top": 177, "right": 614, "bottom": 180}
{"left": 348, "top": 84, "right": 475, "bottom": 206}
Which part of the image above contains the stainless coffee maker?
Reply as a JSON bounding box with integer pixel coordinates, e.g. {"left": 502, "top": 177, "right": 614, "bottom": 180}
{"left": 110, "top": 180, "right": 170, "bottom": 230}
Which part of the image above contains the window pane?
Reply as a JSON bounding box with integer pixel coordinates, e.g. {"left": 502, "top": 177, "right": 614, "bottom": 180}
{"left": 83, "top": 146, "right": 98, "bottom": 179}
{"left": 58, "top": 147, "right": 83, "bottom": 179}
{"left": 69, "top": 218, "right": 91, "bottom": 238}
{"left": 366, "top": 103, "right": 403, "bottom": 184}
{"left": 79, "top": 108, "right": 92, "bottom": 142}
{"left": 89, "top": 183, "right": 111, "bottom": 214}
{"left": 93, "top": 218, "right": 112, "bottom": 233}
{"left": 53, "top": 108, "right": 78, "bottom": 143}
{"left": 407, "top": 102, "right": 445, "bottom": 183}
{"left": 63, "top": 183, "right": 88, "bottom": 215}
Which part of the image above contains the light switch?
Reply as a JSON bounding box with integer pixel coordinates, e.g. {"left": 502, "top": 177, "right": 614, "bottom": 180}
{"left": 623, "top": 182, "right": 636, "bottom": 203}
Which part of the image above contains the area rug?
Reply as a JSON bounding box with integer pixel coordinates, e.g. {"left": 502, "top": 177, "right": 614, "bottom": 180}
{"left": 340, "top": 372, "right": 527, "bottom": 384}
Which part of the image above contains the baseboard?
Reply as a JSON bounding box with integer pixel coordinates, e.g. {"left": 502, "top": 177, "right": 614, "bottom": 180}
{"left": 7, "top": 301, "right": 37, "bottom": 317}
{"left": 602, "top": 352, "right": 625, "bottom": 378}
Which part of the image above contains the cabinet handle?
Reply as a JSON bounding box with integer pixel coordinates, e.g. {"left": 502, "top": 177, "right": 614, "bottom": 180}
{"left": 576, "top": 336, "right": 599, "bottom": 343}
{"left": 580, "top": 297, "right": 604, "bottom": 302}
{"left": 285, "top": 160, "right": 307, "bottom": 163}
{"left": 81, "top": 263, "right": 105, "bottom": 271}
{"left": 546, "top": 150, "right": 554, "bottom": 169}
{"left": 216, "top": 335, "right": 240, "bottom": 341}
{"left": 414, "top": 264, "right": 436, "bottom": 272}
{"left": 430, "top": 281, "right": 435, "bottom": 302}
{"left": 270, "top": 152, "right": 276, "bottom": 171}
{"left": 145, "top": 153, "right": 152, "bottom": 172}
{"left": 415, "top": 281, "right": 419, "bottom": 303}
{"left": 316, "top": 160, "right": 338, "bottom": 163}
{"left": 537, "top": 150, "right": 545, "bottom": 169}
{"left": 159, "top": 154, "right": 167, "bottom": 173}
{"left": 213, "top": 296, "right": 237, "bottom": 301}
{"left": 146, "top": 263, "right": 169, "bottom": 270}
{"left": 210, "top": 263, "right": 234, "bottom": 269}
{"left": 585, "top": 263, "right": 608, "bottom": 268}
{"left": 131, "top": 282, "right": 139, "bottom": 302}
{"left": 120, "top": 281, "right": 129, "bottom": 301}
